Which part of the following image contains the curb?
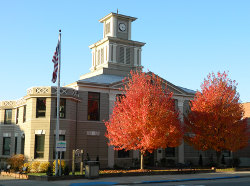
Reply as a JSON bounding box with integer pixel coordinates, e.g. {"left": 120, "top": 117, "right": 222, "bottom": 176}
{"left": 69, "top": 175, "right": 249, "bottom": 185}
{"left": 70, "top": 182, "right": 117, "bottom": 186}
{"left": 140, "top": 176, "right": 241, "bottom": 184}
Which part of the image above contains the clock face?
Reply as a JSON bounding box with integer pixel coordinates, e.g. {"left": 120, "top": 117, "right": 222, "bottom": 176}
{"left": 119, "top": 23, "right": 126, "bottom": 32}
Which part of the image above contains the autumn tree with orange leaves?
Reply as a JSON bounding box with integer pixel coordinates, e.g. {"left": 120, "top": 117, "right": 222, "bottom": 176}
{"left": 105, "top": 71, "right": 183, "bottom": 169}
{"left": 185, "top": 72, "right": 249, "bottom": 166}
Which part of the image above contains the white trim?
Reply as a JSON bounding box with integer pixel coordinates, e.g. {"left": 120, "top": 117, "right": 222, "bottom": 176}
{"left": 54, "top": 130, "right": 66, "bottom": 135}
{"left": 3, "top": 133, "right": 11, "bottom": 137}
{"left": 128, "top": 20, "right": 131, "bottom": 40}
{"left": 35, "top": 130, "right": 46, "bottom": 135}
{"left": 113, "top": 16, "right": 117, "bottom": 37}
{"left": 86, "top": 131, "right": 100, "bottom": 136}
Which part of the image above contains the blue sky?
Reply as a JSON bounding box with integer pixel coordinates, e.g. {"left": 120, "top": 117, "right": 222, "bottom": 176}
{"left": 0, "top": 0, "right": 249, "bottom": 102}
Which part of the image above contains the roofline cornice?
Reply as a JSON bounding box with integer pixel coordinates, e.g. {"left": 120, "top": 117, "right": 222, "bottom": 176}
{"left": 89, "top": 37, "right": 145, "bottom": 49}
{"left": 99, "top": 12, "right": 137, "bottom": 23}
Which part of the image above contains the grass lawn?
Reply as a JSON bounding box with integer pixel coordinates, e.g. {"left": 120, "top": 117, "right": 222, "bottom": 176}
{"left": 27, "top": 167, "right": 234, "bottom": 177}
{"left": 28, "top": 171, "right": 85, "bottom": 176}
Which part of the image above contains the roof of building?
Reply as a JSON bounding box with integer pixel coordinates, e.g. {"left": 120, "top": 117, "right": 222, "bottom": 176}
{"left": 78, "top": 74, "right": 196, "bottom": 95}
{"left": 99, "top": 12, "right": 137, "bottom": 23}
{"left": 78, "top": 74, "right": 126, "bottom": 85}
{"left": 177, "top": 86, "right": 196, "bottom": 94}
{"left": 242, "top": 102, "right": 250, "bottom": 118}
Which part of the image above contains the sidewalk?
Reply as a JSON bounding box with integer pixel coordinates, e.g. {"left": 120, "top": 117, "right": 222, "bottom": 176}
{"left": 1, "top": 171, "right": 250, "bottom": 186}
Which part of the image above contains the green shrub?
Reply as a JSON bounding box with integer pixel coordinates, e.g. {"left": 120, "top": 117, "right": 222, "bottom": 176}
{"left": 23, "top": 162, "right": 31, "bottom": 173}
{"left": 199, "top": 154, "right": 203, "bottom": 167}
{"left": 7, "top": 154, "right": 25, "bottom": 172}
{"left": 46, "top": 165, "right": 53, "bottom": 176}
{"left": 53, "top": 160, "right": 65, "bottom": 173}
{"left": 39, "top": 162, "right": 50, "bottom": 172}
{"left": 160, "top": 158, "right": 166, "bottom": 167}
{"left": 31, "top": 162, "right": 40, "bottom": 173}
{"left": 166, "top": 159, "right": 175, "bottom": 167}
{"left": 64, "top": 165, "right": 70, "bottom": 176}
{"left": 229, "top": 158, "right": 241, "bottom": 167}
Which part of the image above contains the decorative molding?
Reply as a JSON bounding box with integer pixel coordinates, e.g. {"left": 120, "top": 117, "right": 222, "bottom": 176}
{"left": 35, "top": 130, "right": 46, "bottom": 135}
{"left": 86, "top": 131, "right": 100, "bottom": 136}
{"left": 72, "top": 90, "right": 79, "bottom": 97}
{"left": 27, "top": 88, "right": 33, "bottom": 95}
{"left": 35, "top": 87, "right": 49, "bottom": 94}
{"left": 16, "top": 98, "right": 26, "bottom": 106}
{"left": 3, "top": 133, "right": 11, "bottom": 137}
{"left": 53, "top": 87, "right": 67, "bottom": 95}
{"left": 3, "top": 101, "right": 16, "bottom": 107}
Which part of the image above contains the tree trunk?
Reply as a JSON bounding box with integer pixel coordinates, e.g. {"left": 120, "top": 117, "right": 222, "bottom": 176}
{"left": 140, "top": 152, "right": 144, "bottom": 169}
{"left": 216, "top": 151, "right": 222, "bottom": 167}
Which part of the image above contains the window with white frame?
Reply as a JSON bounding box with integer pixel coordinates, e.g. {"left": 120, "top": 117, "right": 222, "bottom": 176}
{"left": 4, "top": 109, "right": 12, "bottom": 124}
{"left": 3, "top": 137, "right": 11, "bottom": 155}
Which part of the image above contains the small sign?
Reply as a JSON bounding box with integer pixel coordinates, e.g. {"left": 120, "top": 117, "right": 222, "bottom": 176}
{"left": 56, "top": 141, "right": 66, "bottom": 152}
{"left": 75, "top": 149, "right": 81, "bottom": 156}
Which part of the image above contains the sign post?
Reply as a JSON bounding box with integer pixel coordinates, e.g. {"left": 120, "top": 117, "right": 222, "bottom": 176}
{"left": 56, "top": 141, "right": 66, "bottom": 176}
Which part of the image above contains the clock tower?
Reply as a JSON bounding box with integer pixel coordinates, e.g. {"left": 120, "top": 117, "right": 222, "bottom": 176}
{"left": 80, "top": 12, "right": 145, "bottom": 79}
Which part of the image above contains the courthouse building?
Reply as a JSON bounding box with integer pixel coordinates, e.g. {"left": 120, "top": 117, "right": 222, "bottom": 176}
{"left": 0, "top": 13, "right": 248, "bottom": 168}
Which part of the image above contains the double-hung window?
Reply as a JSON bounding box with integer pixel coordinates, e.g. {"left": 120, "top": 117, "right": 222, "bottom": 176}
{"left": 88, "top": 92, "right": 100, "bottom": 121}
{"left": 118, "top": 149, "right": 130, "bottom": 158}
{"left": 3, "top": 137, "right": 11, "bottom": 155}
{"left": 4, "top": 109, "right": 12, "bottom": 124}
{"left": 165, "top": 147, "right": 175, "bottom": 157}
{"left": 16, "top": 108, "right": 19, "bottom": 124}
{"left": 34, "top": 134, "right": 45, "bottom": 158}
{"left": 23, "top": 105, "right": 26, "bottom": 123}
{"left": 36, "top": 98, "right": 46, "bottom": 118}
{"left": 55, "top": 98, "right": 66, "bottom": 118}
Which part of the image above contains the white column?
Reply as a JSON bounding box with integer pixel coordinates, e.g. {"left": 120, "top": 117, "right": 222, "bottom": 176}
{"left": 178, "top": 98, "right": 185, "bottom": 164}
{"left": 112, "top": 17, "right": 117, "bottom": 37}
{"left": 123, "top": 47, "right": 126, "bottom": 64}
{"left": 133, "top": 150, "right": 139, "bottom": 159}
{"left": 108, "top": 92, "right": 116, "bottom": 168}
{"left": 109, "top": 44, "right": 113, "bottom": 62}
{"left": 105, "top": 45, "right": 108, "bottom": 64}
{"left": 92, "top": 50, "right": 95, "bottom": 69}
{"left": 128, "top": 20, "right": 131, "bottom": 40}
{"left": 113, "top": 44, "right": 117, "bottom": 63}
{"left": 157, "top": 149, "right": 163, "bottom": 162}
{"left": 138, "top": 48, "right": 142, "bottom": 66}
{"left": 134, "top": 47, "right": 138, "bottom": 66}
{"left": 103, "top": 21, "right": 105, "bottom": 38}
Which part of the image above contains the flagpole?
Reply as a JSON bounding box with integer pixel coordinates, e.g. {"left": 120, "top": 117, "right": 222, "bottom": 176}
{"left": 55, "top": 30, "right": 61, "bottom": 176}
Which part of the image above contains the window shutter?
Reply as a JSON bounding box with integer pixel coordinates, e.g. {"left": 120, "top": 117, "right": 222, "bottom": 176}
{"left": 119, "top": 46, "right": 124, "bottom": 63}
{"left": 126, "top": 48, "right": 130, "bottom": 64}
{"left": 101, "top": 48, "right": 104, "bottom": 64}
{"left": 98, "top": 50, "right": 100, "bottom": 65}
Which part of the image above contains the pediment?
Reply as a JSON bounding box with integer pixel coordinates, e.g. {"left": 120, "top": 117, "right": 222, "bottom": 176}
{"left": 109, "top": 73, "right": 195, "bottom": 96}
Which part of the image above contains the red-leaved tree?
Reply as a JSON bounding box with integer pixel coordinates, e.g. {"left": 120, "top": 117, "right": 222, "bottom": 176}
{"left": 185, "top": 72, "right": 249, "bottom": 165}
{"left": 105, "top": 71, "right": 183, "bottom": 169}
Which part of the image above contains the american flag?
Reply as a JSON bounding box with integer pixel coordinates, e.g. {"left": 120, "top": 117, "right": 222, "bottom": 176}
{"left": 52, "top": 40, "right": 60, "bottom": 83}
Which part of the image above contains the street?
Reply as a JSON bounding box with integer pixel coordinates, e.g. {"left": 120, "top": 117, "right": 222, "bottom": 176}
{"left": 1, "top": 172, "right": 250, "bottom": 186}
